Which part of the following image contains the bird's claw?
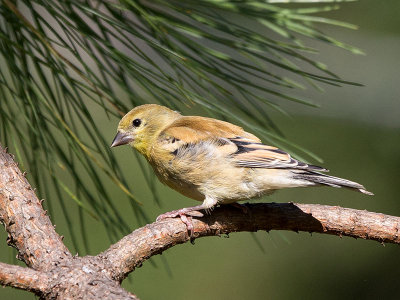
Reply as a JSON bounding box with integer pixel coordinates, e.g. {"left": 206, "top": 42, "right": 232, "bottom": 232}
{"left": 156, "top": 209, "right": 204, "bottom": 237}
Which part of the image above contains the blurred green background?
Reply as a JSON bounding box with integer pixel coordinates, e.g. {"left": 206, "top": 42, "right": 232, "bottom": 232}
{"left": 1, "top": 0, "right": 399, "bottom": 299}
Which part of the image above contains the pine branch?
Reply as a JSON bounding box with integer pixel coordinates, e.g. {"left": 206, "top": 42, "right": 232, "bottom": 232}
{"left": 0, "top": 146, "right": 71, "bottom": 270}
{"left": 0, "top": 262, "right": 49, "bottom": 294}
{"left": 101, "top": 202, "right": 400, "bottom": 281}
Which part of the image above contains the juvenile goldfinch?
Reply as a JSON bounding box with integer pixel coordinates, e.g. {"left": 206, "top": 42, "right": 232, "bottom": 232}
{"left": 111, "top": 104, "right": 373, "bottom": 229}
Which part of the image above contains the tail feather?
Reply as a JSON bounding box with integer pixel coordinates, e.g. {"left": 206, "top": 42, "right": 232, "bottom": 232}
{"left": 293, "top": 171, "right": 374, "bottom": 195}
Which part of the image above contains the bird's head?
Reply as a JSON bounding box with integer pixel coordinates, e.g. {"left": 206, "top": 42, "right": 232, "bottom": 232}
{"left": 111, "top": 104, "right": 181, "bottom": 157}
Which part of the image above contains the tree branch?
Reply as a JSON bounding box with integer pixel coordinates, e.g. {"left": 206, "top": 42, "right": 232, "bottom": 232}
{"left": 102, "top": 202, "right": 400, "bottom": 281}
{"left": 0, "top": 262, "right": 49, "bottom": 293}
{"left": 0, "top": 145, "right": 71, "bottom": 271}
{"left": 0, "top": 144, "right": 140, "bottom": 298}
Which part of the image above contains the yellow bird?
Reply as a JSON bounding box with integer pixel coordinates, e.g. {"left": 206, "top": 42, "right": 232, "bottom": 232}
{"left": 111, "top": 104, "right": 372, "bottom": 229}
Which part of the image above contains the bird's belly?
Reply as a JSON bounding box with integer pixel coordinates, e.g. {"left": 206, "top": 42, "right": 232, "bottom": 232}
{"left": 201, "top": 175, "right": 274, "bottom": 204}
{"left": 154, "top": 161, "right": 277, "bottom": 203}
{"left": 164, "top": 177, "right": 205, "bottom": 201}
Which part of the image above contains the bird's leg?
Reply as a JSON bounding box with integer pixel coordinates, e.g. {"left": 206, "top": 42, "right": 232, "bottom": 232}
{"left": 156, "top": 197, "right": 218, "bottom": 235}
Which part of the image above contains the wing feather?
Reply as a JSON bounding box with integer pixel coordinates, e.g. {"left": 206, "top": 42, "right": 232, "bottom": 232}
{"left": 155, "top": 117, "right": 326, "bottom": 172}
{"left": 156, "top": 116, "right": 259, "bottom": 154}
{"left": 230, "top": 138, "right": 328, "bottom": 171}
{"left": 164, "top": 117, "right": 260, "bottom": 141}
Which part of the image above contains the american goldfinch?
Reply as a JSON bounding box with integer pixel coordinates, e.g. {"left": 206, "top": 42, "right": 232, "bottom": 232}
{"left": 111, "top": 104, "right": 372, "bottom": 229}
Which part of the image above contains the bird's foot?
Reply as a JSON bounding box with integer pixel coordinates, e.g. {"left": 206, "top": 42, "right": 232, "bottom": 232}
{"left": 156, "top": 208, "right": 204, "bottom": 236}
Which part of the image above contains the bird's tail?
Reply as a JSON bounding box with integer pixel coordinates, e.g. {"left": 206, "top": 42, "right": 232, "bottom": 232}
{"left": 292, "top": 171, "right": 374, "bottom": 195}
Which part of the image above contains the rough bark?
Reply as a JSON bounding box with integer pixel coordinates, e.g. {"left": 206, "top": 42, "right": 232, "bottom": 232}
{"left": 0, "top": 145, "right": 139, "bottom": 299}
{"left": 0, "top": 147, "right": 71, "bottom": 271}
{"left": 0, "top": 143, "right": 399, "bottom": 298}
{"left": 0, "top": 262, "right": 49, "bottom": 292}
{"left": 101, "top": 202, "right": 400, "bottom": 281}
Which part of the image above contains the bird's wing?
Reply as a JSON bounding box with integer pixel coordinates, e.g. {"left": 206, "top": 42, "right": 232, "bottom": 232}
{"left": 161, "top": 116, "right": 260, "bottom": 143}
{"left": 157, "top": 117, "right": 326, "bottom": 172}
{"left": 155, "top": 116, "right": 260, "bottom": 153}
{"left": 230, "top": 137, "right": 328, "bottom": 171}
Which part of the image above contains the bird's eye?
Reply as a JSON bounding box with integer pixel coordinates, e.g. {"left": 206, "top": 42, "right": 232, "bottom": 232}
{"left": 132, "top": 119, "right": 142, "bottom": 127}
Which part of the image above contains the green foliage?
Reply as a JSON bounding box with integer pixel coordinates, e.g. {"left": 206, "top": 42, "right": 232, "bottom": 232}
{"left": 0, "top": 0, "right": 361, "bottom": 251}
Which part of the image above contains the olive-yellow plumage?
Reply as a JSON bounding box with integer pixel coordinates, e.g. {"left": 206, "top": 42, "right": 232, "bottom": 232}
{"left": 111, "top": 104, "right": 372, "bottom": 227}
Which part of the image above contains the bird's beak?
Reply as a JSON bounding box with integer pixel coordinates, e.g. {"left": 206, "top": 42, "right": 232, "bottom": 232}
{"left": 111, "top": 131, "right": 133, "bottom": 147}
